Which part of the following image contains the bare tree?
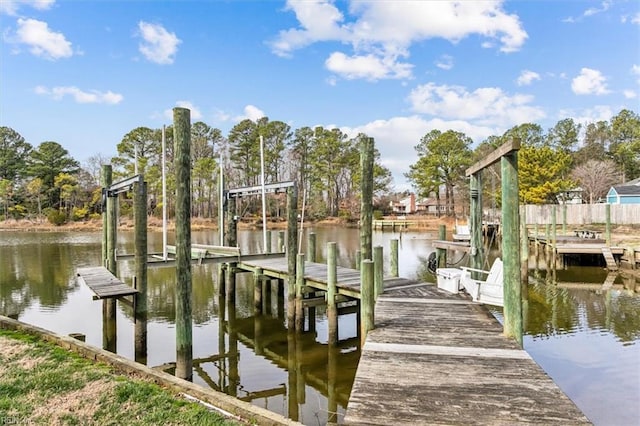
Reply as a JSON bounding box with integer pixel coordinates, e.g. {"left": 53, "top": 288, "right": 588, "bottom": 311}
{"left": 571, "top": 160, "right": 620, "bottom": 203}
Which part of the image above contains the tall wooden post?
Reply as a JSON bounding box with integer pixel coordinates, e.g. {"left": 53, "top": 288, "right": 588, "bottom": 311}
{"left": 501, "top": 152, "right": 523, "bottom": 347}
{"left": 360, "top": 137, "right": 374, "bottom": 262}
{"left": 103, "top": 165, "right": 117, "bottom": 352}
{"left": 390, "top": 239, "right": 399, "bottom": 277}
{"left": 437, "top": 225, "right": 447, "bottom": 268}
{"left": 134, "top": 180, "right": 148, "bottom": 363}
{"left": 286, "top": 185, "right": 299, "bottom": 329}
{"left": 470, "top": 172, "right": 484, "bottom": 273}
{"left": 173, "top": 107, "right": 192, "bottom": 380}
{"left": 327, "top": 242, "right": 338, "bottom": 345}
{"left": 307, "top": 232, "right": 316, "bottom": 263}
{"left": 278, "top": 231, "right": 285, "bottom": 252}
{"left": 226, "top": 197, "right": 237, "bottom": 247}
{"left": 374, "top": 246, "right": 383, "bottom": 299}
{"left": 552, "top": 205, "right": 557, "bottom": 248}
{"left": 253, "top": 268, "right": 263, "bottom": 315}
{"left": 266, "top": 230, "right": 272, "bottom": 253}
{"left": 520, "top": 206, "right": 529, "bottom": 301}
{"left": 360, "top": 259, "right": 374, "bottom": 345}
{"left": 101, "top": 165, "right": 111, "bottom": 267}
{"left": 295, "top": 254, "right": 305, "bottom": 332}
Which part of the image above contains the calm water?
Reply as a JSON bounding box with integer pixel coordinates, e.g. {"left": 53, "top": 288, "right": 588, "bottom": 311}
{"left": 0, "top": 228, "right": 638, "bottom": 425}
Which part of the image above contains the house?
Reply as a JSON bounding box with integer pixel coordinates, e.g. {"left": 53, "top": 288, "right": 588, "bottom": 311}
{"left": 390, "top": 193, "right": 416, "bottom": 214}
{"left": 606, "top": 182, "right": 640, "bottom": 204}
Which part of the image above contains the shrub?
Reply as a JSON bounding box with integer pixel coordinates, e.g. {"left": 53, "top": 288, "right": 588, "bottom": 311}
{"left": 45, "top": 209, "right": 67, "bottom": 226}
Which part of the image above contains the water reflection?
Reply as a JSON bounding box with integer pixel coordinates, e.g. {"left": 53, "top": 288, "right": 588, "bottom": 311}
{"left": 1, "top": 229, "right": 639, "bottom": 425}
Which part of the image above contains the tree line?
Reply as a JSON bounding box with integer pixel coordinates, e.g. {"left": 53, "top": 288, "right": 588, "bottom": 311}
{"left": 0, "top": 109, "right": 637, "bottom": 224}
{"left": 406, "top": 109, "right": 639, "bottom": 214}
{"left": 0, "top": 118, "right": 391, "bottom": 223}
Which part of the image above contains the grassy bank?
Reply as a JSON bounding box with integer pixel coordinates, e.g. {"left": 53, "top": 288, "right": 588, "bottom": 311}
{"left": 0, "top": 329, "right": 239, "bottom": 426}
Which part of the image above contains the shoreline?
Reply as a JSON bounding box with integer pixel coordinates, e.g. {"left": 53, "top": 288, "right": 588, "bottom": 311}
{"left": 1, "top": 217, "right": 638, "bottom": 246}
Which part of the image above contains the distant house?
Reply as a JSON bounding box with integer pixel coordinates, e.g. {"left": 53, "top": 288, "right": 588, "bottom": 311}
{"left": 416, "top": 198, "right": 447, "bottom": 215}
{"left": 606, "top": 183, "right": 640, "bottom": 204}
{"left": 390, "top": 193, "right": 416, "bottom": 214}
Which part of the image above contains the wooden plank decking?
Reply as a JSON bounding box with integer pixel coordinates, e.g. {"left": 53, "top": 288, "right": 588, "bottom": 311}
{"left": 237, "top": 258, "right": 417, "bottom": 299}
{"left": 76, "top": 266, "right": 138, "bottom": 300}
{"left": 344, "top": 284, "right": 591, "bottom": 425}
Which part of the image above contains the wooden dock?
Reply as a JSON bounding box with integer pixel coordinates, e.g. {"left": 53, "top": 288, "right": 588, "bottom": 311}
{"left": 76, "top": 266, "right": 138, "bottom": 300}
{"left": 344, "top": 284, "right": 590, "bottom": 425}
{"left": 237, "top": 257, "right": 415, "bottom": 299}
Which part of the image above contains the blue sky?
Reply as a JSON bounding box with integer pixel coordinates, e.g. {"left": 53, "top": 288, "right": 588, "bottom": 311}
{"left": 1, "top": 0, "right": 639, "bottom": 190}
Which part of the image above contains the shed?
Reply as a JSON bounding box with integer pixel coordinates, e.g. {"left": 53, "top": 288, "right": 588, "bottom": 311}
{"left": 606, "top": 185, "right": 640, "bottom": 204}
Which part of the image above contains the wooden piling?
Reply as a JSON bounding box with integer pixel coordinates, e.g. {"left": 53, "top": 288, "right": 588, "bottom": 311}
{"left": 278, "top": 231, "right": 285, "bottom": 253}
{"left": 266, "top": 230, "right": 272, "bottom": 253}
{"left": 286, "top": 185, "right": 298, "bottom": 330}
{"left": 134, "top": 179, "right": 148, "bottom": 363}
{"left": 470, "top": 172, "right": 483, "bottom": 272}
{"left": 307, "top": 232, "right": 316, "bottom": 263}
{"left": 226, "top": 197, "right": 237, "bottom": 247}
{"left": 437, "top": 225, "right": 447, "bottom": 268}
{"left": 295, "top": 254, "right": 305, "bottom": 332}
{"left": 501, "top": 152, "right": 523, "bottom": 347}
{"left": 360, "top": 137, "right": 374, "bottom": 262}
{"left": 390, "top": 239, "right": 399, "bottom": 277}
{"left": 101, "top": 165, "right": 112, "bottom": 267}
{"left": 374, "top": 246, "right": 383, "bottom": 299}
{"left": 327, "top": 242, "right": 338, "bottom": 345}
{"left": 360, "top": 259, "right": 374, "bottom": 345}
{"left": 254, "top": 268, "right": 263, "bottom": 315}
{"left": 173, "top": 107, "right": 193, "bottom": 380}
{"left": 520, "top": 207, "right": 529, "bottom": 301}
{"left": 101, "top": 164, "right": 117, "bottom": 353}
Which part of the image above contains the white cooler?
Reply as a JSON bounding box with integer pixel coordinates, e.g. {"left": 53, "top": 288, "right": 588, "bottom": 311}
{"left": 436, "top": 268, "right": 463, "bottom": 293}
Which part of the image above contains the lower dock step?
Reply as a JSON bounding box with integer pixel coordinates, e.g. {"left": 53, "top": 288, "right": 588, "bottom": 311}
{"left": 601, "top": 247, "right": 618, "bottom": 271}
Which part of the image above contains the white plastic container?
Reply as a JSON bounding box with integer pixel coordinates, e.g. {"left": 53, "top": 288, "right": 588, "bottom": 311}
{"left": 436, "top": 268, "right": 463, "bottom": 293}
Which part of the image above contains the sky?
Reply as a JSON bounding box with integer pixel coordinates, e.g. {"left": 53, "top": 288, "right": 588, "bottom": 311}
{"left": 1, "top": 0, "right": 639, "bottom": 191}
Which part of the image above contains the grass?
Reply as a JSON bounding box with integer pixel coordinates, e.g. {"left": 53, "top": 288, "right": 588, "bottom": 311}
{"left": 0, "top": 329, "right": 240, "bottom": 426}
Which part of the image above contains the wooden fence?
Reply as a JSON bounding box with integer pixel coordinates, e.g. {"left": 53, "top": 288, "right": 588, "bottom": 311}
{"left": 522, "top": 204, "right": 639, "bottom": 225}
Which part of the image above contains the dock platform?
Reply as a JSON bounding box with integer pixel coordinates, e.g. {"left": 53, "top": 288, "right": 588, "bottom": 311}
{"left": 76, "top": 266, "right": 138, "bottom": 300}
{"left": 237, "top": 258, "right": 416, "bottom": 299}
{"left": 344, "top": 284, "right": 590, "bottom": 425}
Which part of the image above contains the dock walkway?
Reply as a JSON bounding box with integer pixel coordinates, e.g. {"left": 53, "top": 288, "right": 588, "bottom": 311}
{"left": 344, "top": 284, "right": 590, "bottom": 425}
{"left": 76, "top": 266, "right": 138, "bottom": 300}
{"left": 237, "top": 258, "right": 416, "bottom": 299}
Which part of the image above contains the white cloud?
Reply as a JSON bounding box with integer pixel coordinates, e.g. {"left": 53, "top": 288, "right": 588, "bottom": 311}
{"left": 34, "top": 85, "right": 123, "bottom": 104}
{"left": 270, "top": 0, "right": 527, "bottom": 81}
{"left": 559, "top": 105, "right": 614, "bottom": 128}
{"left": 633, "top": 12, "right": 640, "bottom": 24}
{"left": 12, "top": 18, "right": 72, "bottom": 60}
{"left": 0, "top": 0, "right": 55, "bottom": 16}
{"left": 325, "top": 51, "right": 412, "bottom": 80}
{"left": 564, "top": 0, "right": 611, "bottom": 22}
{"left": 516, "top": 70, "right": 541, "bottom": 86}
{"left": 137, "top": 21, "right": 181, "bottom": 65}
{"left": 435, "top": 55, "right": 454, "bottom": 70}
{"left": 163, "top": 101, "right": 203, "bottom": 121}
{"left": 623, "top": 90, "right": 637, "bottom": 99}
{"left": 243, "top": 105, "right": 266, "bottom": 122}
{"left": 571, "top": 68, "right": 610, "bottom": 95}
{"left": 407, "top": 82, "right": 545, "bottom": 128}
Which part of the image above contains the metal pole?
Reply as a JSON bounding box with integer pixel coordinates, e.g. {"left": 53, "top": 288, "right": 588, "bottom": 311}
{"left": 260, "top": 135, "right": 267, "bottom": 252}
